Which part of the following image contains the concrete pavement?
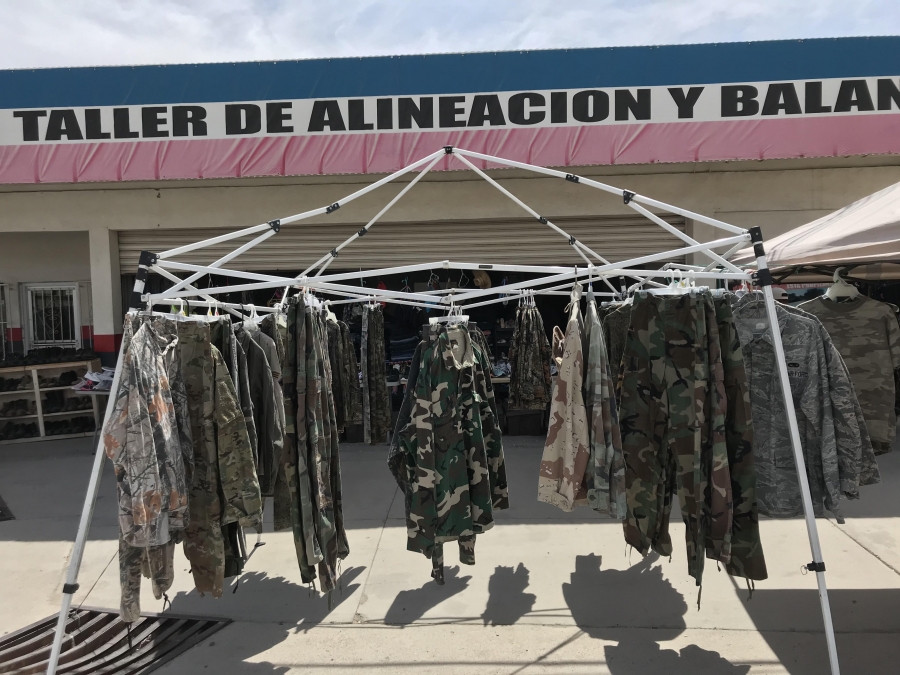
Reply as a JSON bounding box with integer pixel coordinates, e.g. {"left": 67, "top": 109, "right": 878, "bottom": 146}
{"left": 2, "top": 434, "right": 899, "bottom": 674}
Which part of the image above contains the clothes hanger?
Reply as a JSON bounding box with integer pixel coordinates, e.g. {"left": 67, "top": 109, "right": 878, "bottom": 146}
{"left": 825, "top": 267, "right": 860, "bottom": 301}
{"left": 458, "top": 269, "right": 470, "bottom": 289}
{"left": 429, "top": 295, "right": 469, "bottom": 325}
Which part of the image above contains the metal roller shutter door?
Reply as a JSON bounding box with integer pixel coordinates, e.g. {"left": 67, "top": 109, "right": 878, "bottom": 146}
{"left": 118, "top": 214, "right": 686, "bottom": 273}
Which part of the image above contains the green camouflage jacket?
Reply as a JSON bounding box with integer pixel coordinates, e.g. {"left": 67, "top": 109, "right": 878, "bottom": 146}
{"left": 399, "top": 323, "right": 508, "bottom": 563}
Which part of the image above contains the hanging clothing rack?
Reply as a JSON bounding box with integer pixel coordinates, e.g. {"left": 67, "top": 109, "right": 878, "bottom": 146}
{"left": 46, "top": 146, "right": 841, "bottom": 675}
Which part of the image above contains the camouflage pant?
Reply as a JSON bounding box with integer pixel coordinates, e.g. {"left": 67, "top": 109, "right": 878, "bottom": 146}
{"left": 619, "top": 291, "right": 731, "bottom": 586}
{"left": 362, "top": 305, "right": 391, "bottom": 444}
{"left": 178, "top": 322, "right": 227, "bottom": 596}
{"left": 119, "top": 538, "right": 175, "bottom": 622}
{"left": 713, "top": 297, "right": 767, "bottom": 581}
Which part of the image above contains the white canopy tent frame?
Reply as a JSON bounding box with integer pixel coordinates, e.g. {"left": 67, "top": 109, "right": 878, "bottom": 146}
{"left": 46, "top": 147, "right": 840, "bottom": 675}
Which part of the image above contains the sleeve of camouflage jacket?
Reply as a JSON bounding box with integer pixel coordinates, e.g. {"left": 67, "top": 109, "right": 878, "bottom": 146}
{"left": 212, "top": 346, "right": 263, "bottom": 529}
{"left": 408, "top": 341, "right": 439, "bottom": 557}
{"left": 799, "top": 329, "right": 842, "bottom": 513}
{"left": 234, "top": 341, "right": 259, "bottom": 462}
{"left": 473, "top": 342, "right": 509, "bottom": 510}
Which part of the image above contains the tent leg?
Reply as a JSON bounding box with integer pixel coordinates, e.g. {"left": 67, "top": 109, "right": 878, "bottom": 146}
{"left": 47, "top": 255, "right": 151, "bottom": 675}
{"left": 46, "top": 335, "right": 127, "bottom": 675}
{"left": 755, "top": 236, "right": 840, "bottom": 675}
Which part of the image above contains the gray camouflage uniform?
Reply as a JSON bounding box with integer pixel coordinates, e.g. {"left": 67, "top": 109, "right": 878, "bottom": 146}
{"left": 800, "top": 295, "right": 900, "bottom": 454}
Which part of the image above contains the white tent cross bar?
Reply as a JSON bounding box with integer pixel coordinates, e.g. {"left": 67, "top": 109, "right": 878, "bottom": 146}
{"left": 46, "top": 147, "right": 840, "bottom": 675}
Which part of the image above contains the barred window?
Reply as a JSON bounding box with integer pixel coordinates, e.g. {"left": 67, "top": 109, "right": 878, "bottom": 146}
{"left": 25, "top": 284, "right": 81, "bottom": 349}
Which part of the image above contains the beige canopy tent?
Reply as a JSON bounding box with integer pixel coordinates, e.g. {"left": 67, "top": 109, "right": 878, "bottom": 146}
{"left": 732, "top": 181, "right": 900, "bottom": 277}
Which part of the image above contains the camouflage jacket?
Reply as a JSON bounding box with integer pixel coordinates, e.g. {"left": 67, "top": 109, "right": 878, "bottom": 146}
{"left": 509, "top": 307, "right": 552, "bottom": 410}
{"left": 339, "top": 320, "right": 363, "bottom": 427}
{"left": 538, "top": 294, "right": 590, "bottom": 511}
{"left": 105, "top": 317, "right": 192, "bottom": 548}
{"left": 583, "top": 296, "right": 626, "bottom": 518}
{"left": 274, "top": 298, "right": 348, "bottom": 592}
{"left": 733, "top": 299, "right": 842, "bottom": 517}
{"left": 602, "top": 302, "right": 633, "bottom": 402}
{"left": 236, "top": 327, "right": 279, "bottom": 496}
{"left": 782, "top": 303, "right": 880, "bottom": 491}
{"left": 799, "top": 295, "right": 900, "bottom": 449}
{"left": 399, "top": 323, "right": 508, "bottom": 559}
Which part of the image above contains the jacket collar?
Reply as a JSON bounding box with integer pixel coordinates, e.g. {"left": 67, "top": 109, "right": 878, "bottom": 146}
{"left": 438, "top": 325, "right": 475, "bottom": 370}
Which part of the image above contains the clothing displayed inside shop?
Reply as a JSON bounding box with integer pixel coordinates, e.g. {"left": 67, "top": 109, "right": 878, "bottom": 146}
{"left": 47, "top": 147, "right": 851, "bottom": 675}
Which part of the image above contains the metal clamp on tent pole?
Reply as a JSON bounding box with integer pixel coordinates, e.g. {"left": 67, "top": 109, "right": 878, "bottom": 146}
{"left": 62, "top": 583, "right": 79, "bottom": 594}
{"left": 805, "top": 561, "right": 827, "bottom": 573}
{"left": 565, "top": 174, "right": 580, "bottom": 183}
{"left": 129, "top": 250, "right": 159, "bottom": 310}
{"left": 330, "top": 248, "right": 339, "bottom": 258}
{"left": 357, "top": 227, "right": 368, "bottom": 237}
{"left": 748, "top": 226, "right": 775, "bottom": 286}
{"left": 538, "top": 216, "right": 548, "bottom": 224}
{"left": 268, "top": 219, "right": 281, "bottom": 233}
{"left": 326, "top": 203, "right": 341, "bottom": 214}
{"left": 623, "top": 190, "right": 636, "bottom": 204}
{"left": 569, "top": 236, "right": 577, "bottom": 246}
{"left": 444, "top": 145, "right": 454, "bottom": 154}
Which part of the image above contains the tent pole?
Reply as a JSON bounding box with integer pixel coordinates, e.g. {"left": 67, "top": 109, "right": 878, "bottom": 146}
{"left": 45, "top": 251, "right": 154, "bottom": 675}
{"left": 753, "top": 228, "right": 840, "bottom": 675}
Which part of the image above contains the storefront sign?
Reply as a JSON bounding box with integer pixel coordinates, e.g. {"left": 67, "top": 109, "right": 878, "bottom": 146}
{"left": 1, "top": 38, "right": 899, "bottom": 183}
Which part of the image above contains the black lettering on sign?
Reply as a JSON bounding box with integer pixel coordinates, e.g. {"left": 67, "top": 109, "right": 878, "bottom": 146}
{"left": 348, "top": 99, "right": 373, "bottom": 131}
{"left": 307, "top": 100, "right": 345, "bottom": 132}
{"left": 13, "top": 110, "right": 46, "bottom": 141}
{"left": 439, "top": 96, "right": 467, "bottom": 127}
{"left": 141, "top": 107, "right": 168, "bottom": 138}
{"left": 85, "top": 109, "right": 110, "bottom": 139}
{"left": 721, "top": 85, "right": 759, "bottom": 117}
{"left": 667, "top": 87, "right": 704, "bottom": 119}
{"left": 877, "top": 78, "right": 900, "bottom": 110}
{"left": 804, "top": 82, "right": 832, "bottom": 114}
{"left": 113, "top": 108, "right": 139, "bottom": 138}
{"left": 508, "top": 92, "right": 545, "bottom": 125}
{"left": 614, "top": 89, "right": 650, "bottom": 121}
{"left": 45, "top": 109, "right": 83, "bottom": 141}
{"left": 226, "top": 104, "right": 262, "bottom": 134}
{"left": 266, "top": 102, "right": 293, "bottom": 133}
{"left": 398, "top": 97, "right": 433, "bottom": 129}
{"left": 550, "top": 92, "right": 567, "bottom": 123}
{"left": 762, "top": 83, "right": 802, "bottom": 115}
{"left": 172, "top": 106, "right": 207, "bottom": 136}
{"left": 572, "top": 90, "right": 609, "bottom": 122}
{"left": 376, "top": 98, "right": 393, "bottom": 130}
{"left": 834, "top": 80, "right": 874, "bottom": 112}
{"left": 468, "top": 94, "right": 506, "bottom": 126}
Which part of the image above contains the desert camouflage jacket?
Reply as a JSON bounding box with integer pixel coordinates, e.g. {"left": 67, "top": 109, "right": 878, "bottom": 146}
{"left": 538, "top": 292, "right": 590, "bottom": 511}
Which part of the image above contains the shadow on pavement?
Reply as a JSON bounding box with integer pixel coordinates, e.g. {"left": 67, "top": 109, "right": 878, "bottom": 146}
{"left": 741, "top": 587, "right": 900, "bottom": 675}
{"left": 384, "top": 565, "right": 471, "bottom": 625}
{"left": 563, "top": 552, "right": 751, "bottom": 674}
{"left": 159, "top": 567, "right": 367, "bottom": 673}
{"left": 481, "top": 563, "right": 536, "bottom": 626}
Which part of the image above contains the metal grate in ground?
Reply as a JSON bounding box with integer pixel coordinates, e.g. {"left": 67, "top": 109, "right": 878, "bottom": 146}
{"left": 0, "top": 608, "right": 230, "bottom": 674}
